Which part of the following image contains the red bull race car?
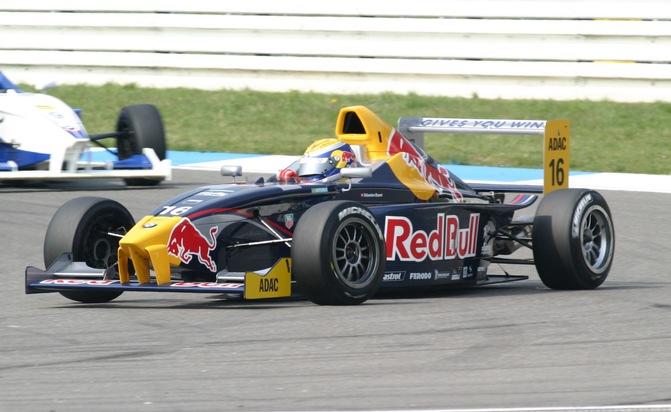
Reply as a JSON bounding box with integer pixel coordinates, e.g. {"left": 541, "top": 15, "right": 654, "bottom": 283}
{"left": 25, "top": 105, "right": 615, "bottom": 305}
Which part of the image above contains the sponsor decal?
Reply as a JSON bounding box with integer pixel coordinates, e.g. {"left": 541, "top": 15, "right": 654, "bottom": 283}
{"left": 548, "top": 136, "right": 567, "bottom": 151}
{"left": 258, "top": 277, "right": 280, "bottom": 292}
{"left": 198, "top": 190, "right": 231, "bottom": 197}
{"left": 171, "top": 282, "right": 243, "bottom": 289}
{"left": 409, "top": 272, "right": 432, "bottom": 280}
{"left": 167, "top": 218, "right": 218, "bottom": 272}
{"left": 39, "top": 279, "right": 117, "bottom": 286}
{"left": 385, "top": 213, "right": 480, "bottom": 262}
{"left": 361, "top": 192, "right": 383, "bottom": 198}
{"left": 338, "top": 207, "right": 384, "bottom": 238}
{"left": 311, "top": 187, "right": 328, "bottom": 193}
{"left": 435, "top": 270, "right": 451, "bottom": 280}
{"left": 37, "top": 279, "right": 244, "bottom": 289}
{"left": 383, "top": 271, "right": 405, "bottom": 281}
{"left": 244, "top": 258, "right": 292, "bottom": 299}
{"left": 284, "top": 213, "right": 294, "bottom": 230}
{"left": 572, "top": 194, "right": 592, "bottom": 238}
{"left": 419, "top": 118, "right": 546, "bottom": 130}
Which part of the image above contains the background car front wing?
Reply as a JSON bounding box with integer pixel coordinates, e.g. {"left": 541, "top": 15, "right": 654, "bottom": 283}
{"left": 0, "top": 148, "right": 171, "bottom": 181}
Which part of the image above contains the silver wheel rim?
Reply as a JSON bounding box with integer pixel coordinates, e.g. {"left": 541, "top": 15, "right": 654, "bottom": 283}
{"left": 331, "top": 217, "right": 379, "bottom": 289}
{"left": 580, "top": 205, "right": 614, "bottom": 275}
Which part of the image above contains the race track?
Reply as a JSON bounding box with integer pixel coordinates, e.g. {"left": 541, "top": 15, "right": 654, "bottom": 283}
{"left": 2, "top": 169, "right": 671, "bottom": 412}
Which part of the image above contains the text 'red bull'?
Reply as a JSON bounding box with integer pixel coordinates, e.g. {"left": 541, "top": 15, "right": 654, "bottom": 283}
{"left": 168, "top": 218, "right": 218, "bottom": 272}
{"left": 385, "top": 213, "right": 480, "bottom": 262}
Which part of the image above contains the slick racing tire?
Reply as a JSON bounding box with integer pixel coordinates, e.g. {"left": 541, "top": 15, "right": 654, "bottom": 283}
{"left": 44, "top": 197, "right": 135, "bottom": 303}
{"left": 292, "top": 201, "right": 386, "bottom": 305}
{"left": 532, "top": 189, "right": 615, "bottom": 290}
{"left": 116, "top": 104, "right": 167, "bottom": 186}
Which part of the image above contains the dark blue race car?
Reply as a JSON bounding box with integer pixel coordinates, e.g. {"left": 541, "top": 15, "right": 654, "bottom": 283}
{"left": 25, "top": 105, "right": 615, "bottom": 305}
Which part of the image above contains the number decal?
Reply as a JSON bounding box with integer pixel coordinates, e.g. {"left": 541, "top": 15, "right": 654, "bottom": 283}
{"left": 543, "top": 120, "right": 570, "bottom": 194}
{"left": 160, "top": 206, "right": 192, "bottom": 216}
{"left": 549, "top": 158, "right": 565, "bottom": 187}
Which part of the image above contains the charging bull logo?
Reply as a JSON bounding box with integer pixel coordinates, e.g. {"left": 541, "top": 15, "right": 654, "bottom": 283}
{"left": 387, "top": 129, "right": 463, "bottom": 201}
{"left": 168, "top": 218, "right": 218, "bottom": 272}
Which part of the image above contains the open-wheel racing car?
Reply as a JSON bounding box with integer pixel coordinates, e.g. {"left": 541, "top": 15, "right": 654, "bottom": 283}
{"left": 0, "top": 71, "right": 170, "bottom": 186}
{"left": 25, "top": 105, "right": 615, "bottom": 305}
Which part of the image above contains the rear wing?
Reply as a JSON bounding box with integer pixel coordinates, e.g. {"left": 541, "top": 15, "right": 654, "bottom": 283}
{"left": 398, "top": 117, "right": 570, "bottom": 194}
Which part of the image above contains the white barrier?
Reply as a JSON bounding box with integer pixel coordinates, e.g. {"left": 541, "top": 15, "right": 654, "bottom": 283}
{"left": 2, "top": 0, "right": 670, "bottom": 102}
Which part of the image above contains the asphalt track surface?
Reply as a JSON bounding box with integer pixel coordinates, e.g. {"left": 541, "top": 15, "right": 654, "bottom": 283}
{"left": 2, "top": 169, "right": 671, "bottom": 412}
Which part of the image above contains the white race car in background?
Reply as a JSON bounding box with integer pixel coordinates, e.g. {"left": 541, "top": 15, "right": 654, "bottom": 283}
{"left": 0, "top": 71, "right": 170, "bottom": 186}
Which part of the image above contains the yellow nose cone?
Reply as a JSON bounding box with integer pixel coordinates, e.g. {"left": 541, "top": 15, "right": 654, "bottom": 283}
{"left": 118, "top": 216, "right": 182, "bottom": 285}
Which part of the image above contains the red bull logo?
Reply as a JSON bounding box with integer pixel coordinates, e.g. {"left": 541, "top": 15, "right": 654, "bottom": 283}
{"left": 340, "top": 150, "right": 355, "bottom": 165}
{"left": 385, "top": 213, "right": 480, "bottom": 262}
{"left": 168, "top": 218, "right": 218, "bottom": 272}
{"left": 387, "top": 129, "right": 463, "bottom": 201}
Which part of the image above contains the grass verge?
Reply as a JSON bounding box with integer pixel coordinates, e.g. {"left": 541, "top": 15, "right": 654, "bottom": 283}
{"left": 41, "top": 83, "right": 671, "bottom": 174}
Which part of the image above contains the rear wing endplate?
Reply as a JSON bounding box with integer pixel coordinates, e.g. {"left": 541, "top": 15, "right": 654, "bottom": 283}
{"left": 398, "top": 117, "right": 570, "bottom": 194}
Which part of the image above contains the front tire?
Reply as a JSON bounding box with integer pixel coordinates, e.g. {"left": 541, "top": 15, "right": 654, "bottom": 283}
{"left": 44, "top": 197, "right": 135, "bottom": 303}
{"left": 532, "top": 189, "right": 615, "bottom": 290}
{"left": 116, "top": 104, "right": 167, "bottom": 186}
{"left": 292, "top": 201, "right": 386, "bottom": 305}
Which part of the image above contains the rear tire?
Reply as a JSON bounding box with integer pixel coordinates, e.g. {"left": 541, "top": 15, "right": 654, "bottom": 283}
{"left": 44, "top": 197, "right": 135, "bottom": 303}
{"left": 532, "top": 189, "right": 615, "bottom": 290}
{"left": 116, "top": 104, "right": 167, "bottom": 186}
{"left": 292, "top": 201, "right": 385, "bottom": 305}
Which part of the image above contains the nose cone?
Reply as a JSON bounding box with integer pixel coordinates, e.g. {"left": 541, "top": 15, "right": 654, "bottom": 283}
{"left": 118, "top": 216, "right": 182, "bottom": 285}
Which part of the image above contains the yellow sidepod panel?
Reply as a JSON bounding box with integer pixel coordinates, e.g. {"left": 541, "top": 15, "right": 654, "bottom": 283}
{"left": 118, "top": 216, "right": 182, "bottom": 285}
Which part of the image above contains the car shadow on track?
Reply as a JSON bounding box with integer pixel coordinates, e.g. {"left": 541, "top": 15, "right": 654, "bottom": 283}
{"left": 371, "top": 279, "right": 662, "bottom": 301}
{"left": 41, "top": 280, "right": 660, "bottom": 310}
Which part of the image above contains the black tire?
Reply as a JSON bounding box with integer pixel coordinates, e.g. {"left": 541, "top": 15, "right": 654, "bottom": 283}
{"left": 292, "top": 201, "right": 386, "bottom": 305}
{"left": 116, "top": 104, "right": 167, "bottom": 186}
{"left": 44, "top": 197, "right": 135, "bottom": 303}
{"left": 532, "top": 189, "right": 615, "bottom": 290}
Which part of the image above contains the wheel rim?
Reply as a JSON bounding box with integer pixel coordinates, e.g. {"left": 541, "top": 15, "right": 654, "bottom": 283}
{"left": 331, "top": 218, "right": 380, "bottom": 289}
{"left": 580, "top": 205, "right": 614, "bottom": 275}
{"left": 80, "top": 213, "right": 127, "bottom": 270}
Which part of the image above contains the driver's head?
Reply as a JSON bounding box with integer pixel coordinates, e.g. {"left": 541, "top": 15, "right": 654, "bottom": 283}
{"left": 298, "top": 138, "right": 357, "bottom": 181}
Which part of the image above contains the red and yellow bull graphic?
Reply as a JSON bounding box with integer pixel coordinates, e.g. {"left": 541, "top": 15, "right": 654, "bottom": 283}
{"left": 387, "top": 129, "right": 464, "bottom": 202}
{"left": 167, "top": 218, "right": 218, "bottom": 272}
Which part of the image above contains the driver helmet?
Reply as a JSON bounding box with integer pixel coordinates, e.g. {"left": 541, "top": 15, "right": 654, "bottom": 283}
{"left": 298, "top": 138, "right": 357, "bottom": 181}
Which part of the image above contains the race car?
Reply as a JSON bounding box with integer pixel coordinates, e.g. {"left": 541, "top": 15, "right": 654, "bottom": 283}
{"left": 0, "top": 71, "right": 170, "bottom": 185}
{"left": 25, "top": 105, "right": 615, "bottom": 305}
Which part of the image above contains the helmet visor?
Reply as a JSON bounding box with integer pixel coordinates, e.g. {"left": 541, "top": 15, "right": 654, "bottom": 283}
{"left": 298, "top": 157, "right": 335, "bottom": 177}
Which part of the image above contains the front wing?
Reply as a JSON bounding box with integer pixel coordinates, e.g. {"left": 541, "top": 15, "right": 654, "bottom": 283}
{"left": 25, "top": 254, "right": 292, "bottom": 300}
{"left": 0, "top": 149, "right": 171, "bottom": 182}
